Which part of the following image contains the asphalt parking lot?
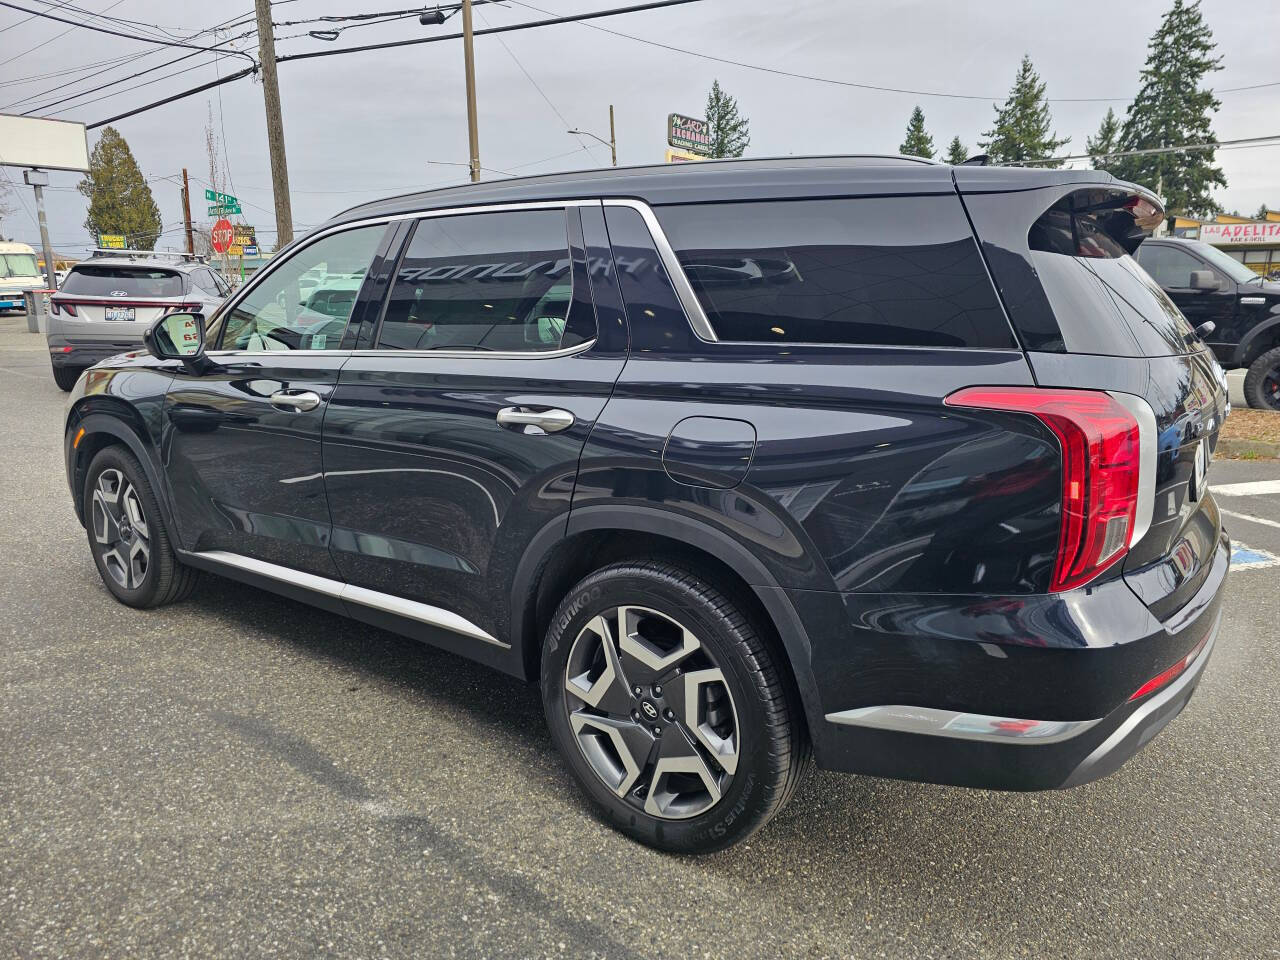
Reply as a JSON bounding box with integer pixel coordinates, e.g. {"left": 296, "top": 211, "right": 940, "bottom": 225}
{"left": 1, "top": 312, "right": 1277, "bottom": 960}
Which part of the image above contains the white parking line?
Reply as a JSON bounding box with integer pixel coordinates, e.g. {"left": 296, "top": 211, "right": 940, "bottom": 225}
{"left": 1212, "top": 480, "right": 1280, "bottom": 497}
{"left": 1220, "top": 507, "right": 1280, "bottom": 531}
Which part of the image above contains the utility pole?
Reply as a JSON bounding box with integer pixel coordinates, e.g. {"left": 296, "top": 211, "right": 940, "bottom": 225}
{"left": 23, "top": 169, "right": 57, "bottom": 289}
{"left": 609, "top": 104, "right": 617, "bottom": 166}
{"left": 254, "top": 0, "right": 294, "bottom": 245}
{"left": 181, "top": 167, "right": 195, "bottom": 255}
{"left": 461, "top": 0, "right": 481, "bottom": 182}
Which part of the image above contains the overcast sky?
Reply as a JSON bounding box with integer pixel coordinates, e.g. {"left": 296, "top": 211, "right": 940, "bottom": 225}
{"left": 1, "top": 0, "right": 1276, "bottom": 255}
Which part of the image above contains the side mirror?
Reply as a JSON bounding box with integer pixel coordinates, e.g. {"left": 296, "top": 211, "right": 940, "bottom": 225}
{"left": 1189, "top": 270, "right": 1221, "bottom": 291}
{"left": 144, "top": 311, "right": 206, "bottom": 362}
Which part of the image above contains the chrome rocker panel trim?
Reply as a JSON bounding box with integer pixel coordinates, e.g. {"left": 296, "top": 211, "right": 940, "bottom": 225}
{"left": 192, "top": 550, "right": 507, "bottom": 648}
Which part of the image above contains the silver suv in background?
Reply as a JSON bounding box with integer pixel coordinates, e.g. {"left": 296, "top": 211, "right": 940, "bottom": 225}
{"left": 47, "top": 249, "right": 230, "bottom": 390}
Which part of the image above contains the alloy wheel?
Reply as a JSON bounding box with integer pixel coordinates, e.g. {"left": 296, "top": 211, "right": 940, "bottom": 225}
{"left": 1265, "top": 367, "right": 1280, "bottom": 409}
{"left": 90, "top": 468, "right": 151, "bottom": 590}
{"left": 563, "top": 605, "right": 739, "bottom": 820}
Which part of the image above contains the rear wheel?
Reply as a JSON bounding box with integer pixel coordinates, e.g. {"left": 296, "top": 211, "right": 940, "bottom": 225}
{"left": 52, "top": 364, "right": 82, "bottom": 392}
{"left": 83, "top": 446, "right": 198, "bottom": 608}
{"left": 541, "top": 560, "right": 808, "bottom": 853}
{"left": 1243, "top": 345, "right": 1280, "bottom": 410}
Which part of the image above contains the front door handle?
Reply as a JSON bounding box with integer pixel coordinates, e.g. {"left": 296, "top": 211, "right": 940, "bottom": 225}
{"left": 270, "top": 389, "right": 322, "bottom": 413}
{"left": 496, "top": 406, "right": 575, "bottom": 433}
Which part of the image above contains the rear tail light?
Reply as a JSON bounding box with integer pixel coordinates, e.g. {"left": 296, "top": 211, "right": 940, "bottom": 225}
{"left": 50, "top": 300, "right": 76, "bottom": 317}
{"left": 945, "top": 387, "right": 1142, "bottom": 592}
{"left": 1128, "top": 633, "right": 1209, "bottom": 701}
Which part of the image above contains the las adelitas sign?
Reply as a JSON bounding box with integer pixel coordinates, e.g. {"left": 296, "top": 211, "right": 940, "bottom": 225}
{"left": 1200, "top": 222, "right": 1280, "bottom": 245}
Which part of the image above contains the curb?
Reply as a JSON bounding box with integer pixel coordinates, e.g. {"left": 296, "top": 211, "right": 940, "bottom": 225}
{"left": 1216, "top": 438, "right": 1280, "bottom": 460}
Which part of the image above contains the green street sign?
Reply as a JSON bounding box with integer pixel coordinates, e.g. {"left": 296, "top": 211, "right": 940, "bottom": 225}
{"left": 204, "top": 188, "right": 238, "bottom": 206}
{"left": 208, "top": 202, "right": 242, "bottom": 216}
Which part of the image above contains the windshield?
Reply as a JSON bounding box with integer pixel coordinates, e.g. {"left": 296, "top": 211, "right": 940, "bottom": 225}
{"left": 62, "top": 266, "right": 185, "bottom": 298}
{"left": 0, "top": 253, "right": 40, "bottom": 278}
{"left": 1191, "top": 240, "right": 1260, "bottom": 284}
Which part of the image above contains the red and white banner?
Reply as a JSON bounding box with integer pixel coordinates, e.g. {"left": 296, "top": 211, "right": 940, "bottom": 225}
{"left": 1200, "top": 221, "right": 1280, "bottom": 245}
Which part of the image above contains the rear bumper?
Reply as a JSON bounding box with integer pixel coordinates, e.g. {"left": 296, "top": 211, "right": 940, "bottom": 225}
{"left": 805, "top": 530, "right": 1229, "bottom": 791}
{"left": 47, "top": 336, "right": 143, "bottom": 368}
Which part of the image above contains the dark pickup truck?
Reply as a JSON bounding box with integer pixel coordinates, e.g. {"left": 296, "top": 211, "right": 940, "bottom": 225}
{"left": 1135, "top": 237, "right": 1280, "bottom": 408}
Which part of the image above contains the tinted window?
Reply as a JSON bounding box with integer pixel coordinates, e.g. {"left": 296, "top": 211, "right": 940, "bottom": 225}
{"left": 1031, "top": 251, "right": 1199, "bottom": 357}
{"left": 1135, "top": 244, "right": 1203, "bottom": 287}
{"left": 378, "top": 209, "right": 592, "bottom": 352}
{"left": 62, "top": 266, "right": 184, "bottom": 297}
{"left": 655, "top": 197, "right": 1015, "bottom": 348}
{"left": 218, "top": 225, "right": 384, "bottom": 351}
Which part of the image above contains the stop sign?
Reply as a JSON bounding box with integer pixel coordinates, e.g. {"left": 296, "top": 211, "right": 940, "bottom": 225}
{"left": 211, "top": 217, "right": 234, "bottom": 254}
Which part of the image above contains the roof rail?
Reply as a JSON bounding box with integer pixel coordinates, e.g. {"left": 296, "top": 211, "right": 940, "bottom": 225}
{"left": 90, "top": 248, "right": 207, "bottom": 263}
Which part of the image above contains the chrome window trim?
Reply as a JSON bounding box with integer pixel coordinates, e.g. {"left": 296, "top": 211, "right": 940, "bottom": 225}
{"left": 203, "top": 338, "right": 598, "bottom": 361}
{"left": 193, "top": 550, "right": 508, "bottom": 648}
{"left": 209, "top": 199, "right": 604, "bottom": 360}
{"left": 602, "top": 198, "right": 719, "bottom": 343}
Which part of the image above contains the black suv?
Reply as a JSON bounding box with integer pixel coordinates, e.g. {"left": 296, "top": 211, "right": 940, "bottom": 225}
{"left": 64, "top": 158, "right": 1229, "bottom": 853}
{"left": 1135, "top": 236, "right": 1280, "bottom": 408}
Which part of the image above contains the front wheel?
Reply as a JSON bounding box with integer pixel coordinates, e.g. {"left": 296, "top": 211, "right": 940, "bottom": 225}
{"left": 1243, "top": 345, "right": 1280, "bottom": 410}
{"left": 541, "top": 560, "right": 809, "bottom": 853}
{"left": 83, "top": 446, "right": 198, "bottom": 608}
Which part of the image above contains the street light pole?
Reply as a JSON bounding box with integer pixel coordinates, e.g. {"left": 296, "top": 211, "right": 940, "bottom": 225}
{"left": 567, "top": 105, "right": 618, "bottom": 167}
{"left": 609, "top": 103, "right": 617, "bottom": 166}
{"left": 461, "top": 0, "right": 481, "bottom": 182}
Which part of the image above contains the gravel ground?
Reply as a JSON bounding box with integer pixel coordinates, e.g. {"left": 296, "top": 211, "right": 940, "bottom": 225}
{"left": 1, "top": 312, "right": 1278, "bottom": 959}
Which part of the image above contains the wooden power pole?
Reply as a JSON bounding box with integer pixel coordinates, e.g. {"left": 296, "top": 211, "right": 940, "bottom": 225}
{"left": 461, "top": 0, "right": 481, "bottom": 182}
{"left": 254, "top": 0, "right": 294, "bottom": 246}
{"left": 181, "top": 168, "right": 195, "bottom": 255}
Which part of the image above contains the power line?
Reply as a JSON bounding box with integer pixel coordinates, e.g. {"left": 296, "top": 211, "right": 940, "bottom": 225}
{"left": 510, "top": 0, "right": 1280, "bottom": 104}
{"left": 0, "top": 0, "right": 129, "bottom": 68}
{"left": 84, "top": 0, "right": 707, "bottom": 129}
{"left": 0, "top": 0, "right": 256, "bottom": 62}
{"left": 474, "top": 6, "right": 604, "bottom": 165}
{"left": 1015, "top": 134, "right": 1280, "bottom": 166}
{"left": 275, "top": 0, "right": 706, "bottom": 64}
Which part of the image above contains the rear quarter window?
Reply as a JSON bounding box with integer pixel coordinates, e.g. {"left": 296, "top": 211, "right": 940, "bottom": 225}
{"left": 62, "top": 266, "right": 184, "bottom": 298}
{"left": 1028, "top": 202, "right": 1199, "bottom": 357}
{"left": 654, "top": 196, "right": 1015, "bottom": 349}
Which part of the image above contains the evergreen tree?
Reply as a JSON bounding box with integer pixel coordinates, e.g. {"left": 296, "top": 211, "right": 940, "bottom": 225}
{"left": 899, "top": 106, "right": 935, "bottom": 159}
{"left": 1111, "top": 0, "right": 1225, "bottom": 217}
{"left": 1086, "top": 107, "right": 1121, "bottom": 170}
{"left": 979, "top": 55, "right": 1069, "bottom": 167}
{"left": 703, "top": 80, "right": 750, "bottom": 158}
{"left": 1255, "top": 204, "right": 1270, "bottom": 220}
{"left": 945, "top": 136, "right": 968, "bottom": 166}
{"left": 78, "top": 127, "right": 161, "bottom": 248}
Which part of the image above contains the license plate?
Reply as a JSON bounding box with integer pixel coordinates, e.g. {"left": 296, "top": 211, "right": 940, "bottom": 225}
{"left": 105, "top": 306, "right": 135, "bottom": 322}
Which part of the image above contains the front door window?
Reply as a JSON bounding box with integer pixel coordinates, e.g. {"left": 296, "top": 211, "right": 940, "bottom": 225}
{"left": 216, "top": 225, "right": 386, "bottom": 351}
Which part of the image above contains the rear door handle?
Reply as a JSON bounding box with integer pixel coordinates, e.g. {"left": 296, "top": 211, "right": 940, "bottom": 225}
{"left": 270, "top": 390, "right": 322, "bottom": 412}
{"left": 496, "top": 406, "right": 575, "bottom": 433}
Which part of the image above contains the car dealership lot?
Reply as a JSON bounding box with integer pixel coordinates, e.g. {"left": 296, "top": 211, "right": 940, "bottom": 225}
{"left": 1, "top": 313, "right": 1277, "bottom": 959}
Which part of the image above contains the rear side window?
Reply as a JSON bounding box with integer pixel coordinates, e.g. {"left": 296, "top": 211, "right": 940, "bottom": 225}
{"left": 62, "top": 266, "right": 184, "bottom": 298}
{"left": 1027, "top": 197, "right": 1199, "bottom": 357}
{"left": 1133, "top": 244, "right": 1203, "bottom": 287}
{"left": 655, "top": 197, "right": 1015, "bottom": 349}
{"left": 378, "top": 209, "right": 594, "bottom": 353}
